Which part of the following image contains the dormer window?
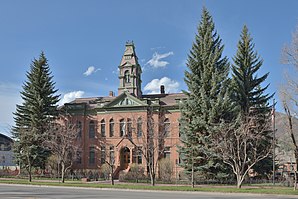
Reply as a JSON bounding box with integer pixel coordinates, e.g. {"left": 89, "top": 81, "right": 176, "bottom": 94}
{"left": 124, "top": 70, "right": 130, "bottom": 83}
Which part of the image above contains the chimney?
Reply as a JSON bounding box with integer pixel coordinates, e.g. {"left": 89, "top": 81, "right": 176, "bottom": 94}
{"left": 160, "top": 85, "right": 165, "bottom": 94}
{"left": 109, "top": 91, "right": 114, "bottom": 97}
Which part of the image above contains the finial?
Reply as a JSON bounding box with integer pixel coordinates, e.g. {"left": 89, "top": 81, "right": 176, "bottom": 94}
{"left": 126, "top": 40, "right": 134, "bottom": 46}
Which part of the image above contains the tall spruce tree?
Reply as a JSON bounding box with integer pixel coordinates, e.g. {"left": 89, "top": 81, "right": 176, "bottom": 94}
{"left": 231, "top": 25, "right": 273, "bottom": 182}
{"left": 179, "top": 7, "right": 232, "bottom": 187}
{"left": 232, "top": 25, "right": 273, "bottom": 116}
{"left": 13, "top": 52, "right": 60, "bottom": 182}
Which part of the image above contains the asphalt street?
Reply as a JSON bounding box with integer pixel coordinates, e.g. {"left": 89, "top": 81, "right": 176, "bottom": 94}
{"left": 0, "top": 184, "right": 298, "bottom": 199}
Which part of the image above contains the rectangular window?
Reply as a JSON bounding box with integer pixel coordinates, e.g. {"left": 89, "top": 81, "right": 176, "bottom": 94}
{"left": 76, "top": 151, "right": 82, "bottom": 164}
{"left": 89, "top": 147, "right": 95, "bottom": 164}
{"left": 101, "top": 146, "right": 106, "bottom": 164}
{"left": 127, "top": 120, "right": 132, "bottom": 138}
{"left": 109, "top": 146, "right": 114, "bottom": 164}
{"left": 89, "top": 121, "right": 95, "bottom": 139}
{"left": 137, "top": 119, "right": 142, "bottom": 138}
{"left": 132, "top": 147, "right": 142, "bottom": 164}
{"left": 164, "top": 147, "right": 171, "bottom": 159}
{"left": 77, "top": 121, "right": 82, "bottom": 138}
{"left": 164, "top": 120, "right": 170, "bottom": 138}
{"left": 120, "top": 120, "right": 125, "bottom": 137}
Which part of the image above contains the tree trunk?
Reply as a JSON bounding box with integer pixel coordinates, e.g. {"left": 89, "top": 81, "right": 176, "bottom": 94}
{"left": 28, "top": 166, "right": 32, "bottom": 182}
{"left": 61, "top": 162, "right": 65, "bottom": 183}
{"left": 294, "top": 169, "right": 297, "bottom": 191}
{"left": 149, "top": 171, "right": 155, "bottom": 186}
{"left": 236, "top": 174, "right": 244, "bottom": 189}
{"left": 27, "top": 155, "right": 32, "bottom": 182}
{"left": 284, "top": 104, "right": 298, "bottom": 191}
{"left": 294, "top": 151, "right": 298, "bottom": 191}
{"left": 191, "top": 160, "right": 194, "bottom": 188}
{"left": 111, "top": 165, "right": 114, "bottom": 185}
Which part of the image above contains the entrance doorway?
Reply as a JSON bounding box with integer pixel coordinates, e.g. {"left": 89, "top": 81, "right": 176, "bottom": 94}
{"left": 120, "top": 147, "right": 130, "bottom": 170}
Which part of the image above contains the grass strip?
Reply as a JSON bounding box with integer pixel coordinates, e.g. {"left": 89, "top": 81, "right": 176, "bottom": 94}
{"left": 0, "top": 179, "right": 297, "bottom": 195}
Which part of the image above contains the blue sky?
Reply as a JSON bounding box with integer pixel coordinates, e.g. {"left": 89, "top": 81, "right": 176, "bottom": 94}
{"left": 0, "top": 0, "right": 297, "bottom": 136}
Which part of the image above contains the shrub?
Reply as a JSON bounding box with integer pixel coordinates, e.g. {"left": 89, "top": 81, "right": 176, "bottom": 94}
{"left": 119, "top": 164, "right": 146, "bottom": 182}
{"left": 100, "top": 164, "right": 111, "bottom": 180}
{"left": 158, "top": 158, "right": 173, "bottom": 182}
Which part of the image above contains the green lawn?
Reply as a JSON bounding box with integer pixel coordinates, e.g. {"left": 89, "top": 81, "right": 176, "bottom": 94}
{"left": 0, "top": 178, "right": 297, "bottom": 195}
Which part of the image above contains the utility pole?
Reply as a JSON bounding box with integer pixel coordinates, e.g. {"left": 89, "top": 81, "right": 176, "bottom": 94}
{"left": 272, "top": 99, "right": 276, "bottom": 185}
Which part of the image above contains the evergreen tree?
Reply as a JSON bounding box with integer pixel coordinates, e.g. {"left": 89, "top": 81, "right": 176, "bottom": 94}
{"left": 232, "top": 25, "right": 273, "bottom": 117}
{"left": 231, "top": 25, "right": 273, "bottom": 180}
{"left": 179, "top": 7, "right": 232, "bottom": 187}
{"left": 13, "top": 52, "right": 60, "bottom": 181}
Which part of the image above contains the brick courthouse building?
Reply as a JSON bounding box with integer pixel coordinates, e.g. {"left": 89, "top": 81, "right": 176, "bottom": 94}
{"left": 64, "top": 42, "right": 185, "bottom": 178}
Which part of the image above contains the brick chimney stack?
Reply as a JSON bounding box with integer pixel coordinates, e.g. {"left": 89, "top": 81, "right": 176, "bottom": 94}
{"left": 109, "top": 91, "right": 114, "bottom": 97}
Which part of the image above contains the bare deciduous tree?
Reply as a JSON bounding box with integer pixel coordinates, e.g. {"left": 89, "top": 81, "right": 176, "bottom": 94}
{"left": 44, "top": 114, "right": 80, "bottom": 183}
{"left": 280, "top": 24, "right": 298, "bottom": 190}
{"left": 130, "top": 108, "right": 177, "bottom": 186}
{"left": 212, "top": 115, "right": 272, "bottom": 188}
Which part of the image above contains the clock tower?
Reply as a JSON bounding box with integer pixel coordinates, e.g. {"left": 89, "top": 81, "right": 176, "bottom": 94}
{"left": 118, "top": 41, "right": 142, "bottom": 97}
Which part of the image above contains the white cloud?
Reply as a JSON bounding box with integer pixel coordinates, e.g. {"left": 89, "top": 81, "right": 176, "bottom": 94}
{"left": 144, "top": 77, "right": 180, "bottom": 94}
{"left": 59, "top": 91, "right": 85, "bottom": 105}
{"left": 83, "top": 66, "right": 101, "bottom": 76}
{"left": 146, "top": 52, "right": 174, "bottom": 68}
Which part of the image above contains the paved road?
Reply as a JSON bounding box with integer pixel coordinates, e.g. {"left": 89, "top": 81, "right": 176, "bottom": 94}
{"left": 0, "top": 184, "right": 297, "bottom": 199}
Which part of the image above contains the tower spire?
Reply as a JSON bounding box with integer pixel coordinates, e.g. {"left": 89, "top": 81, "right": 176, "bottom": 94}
{"left": 118, "top": 42, "right": 142, "bottom": 97}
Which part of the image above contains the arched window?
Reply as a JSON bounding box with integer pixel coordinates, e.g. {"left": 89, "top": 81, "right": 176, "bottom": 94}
{"left": 120, "top": 119, "right": 125, "bottom": 137}
{"left": 100, "top": 119, "right": 105, "bottom": 137}
{"left": 76, "top": 121, "right": 82, "bottom": 138}
{"left": 127, "top": 118, "right": 132, "bottom": 138}
{"left": 124, "top": 70, "right": 130, "bottom": 83}
{"left": 164, "top": 118, "right": 170, "bottom": 138}
{"left": 137, "top": 118, "right": 142, "bottom": 138}
{"left": 109, "top": 119, "right": 114, "bottom": 137}
{"left": 89, "top": 121, "right": 95, "bottom": 138}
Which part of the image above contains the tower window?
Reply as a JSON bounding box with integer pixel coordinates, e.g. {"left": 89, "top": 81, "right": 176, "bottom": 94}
{"left": 124, "top": 70, "right": 130, "bottom": 83}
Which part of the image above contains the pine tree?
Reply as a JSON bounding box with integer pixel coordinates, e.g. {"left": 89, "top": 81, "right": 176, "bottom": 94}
{"left": 179, "top": 7, "right": 232, "bottom": 187}
{"left": 13, "top": 52, "right": 60, "bottom": 182}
